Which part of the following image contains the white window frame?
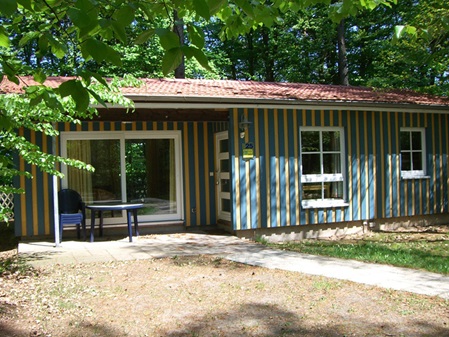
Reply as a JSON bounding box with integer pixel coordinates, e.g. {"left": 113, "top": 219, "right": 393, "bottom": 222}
{"left": 60, "top": 130, "right": 184, "bottom": 223}
{"left": 400, "top": 127, "right": 427, "bottom": 180}
{"left": 300, "top": 126, "right": 348, "bottom": 209}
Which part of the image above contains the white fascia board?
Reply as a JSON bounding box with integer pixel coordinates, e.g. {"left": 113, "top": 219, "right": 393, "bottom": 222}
{"left": 96, "top": 94, "right": 449, "bottom": 114}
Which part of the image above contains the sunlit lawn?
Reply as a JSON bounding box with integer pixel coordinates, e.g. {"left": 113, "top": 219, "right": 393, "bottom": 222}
{"left": 265, "top": 231, "right": 449, "bottom": 275}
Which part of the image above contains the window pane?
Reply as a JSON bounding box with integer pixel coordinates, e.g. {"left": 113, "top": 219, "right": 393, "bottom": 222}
{"left": 323, "top": 154, "right": 341, "bottom": 174}
{"left": 67, "top": 139, "right": 122, "bottom": 204}
{"left": 411, "top": 132, "right": 422, "bottom": 150}
{"left": 322, "top": 131, "right": 340, "bottom": 152}
{"left": 301, "top": 131, "right": 320, "bottom": 152}
{"left": 324, "top": 181, "right": 344, "bottom": 199}
{"left": 219, "top": 139, "right": 229, "bottom": 153}
{"left": 221, "top": 199, "right": 231, "bottom": 212}
{"left": 401, "top": 152, "right": 411, "bottom": 171}
{"left": 302, "top": 154, "right": 320, "bottom": 174}
{"left": 125, "top": 139, "right": 177, "bottom": 215}
{"left": 302, "top": 183, "right": 322, "bottom": 200}
{"left": 220, "top": 159, "right": 229, "bottom": 172}
{"left": 400, "top": 132, "right": 410, "bottom": 150}
{"left": 412, "top": 152, "right": 423, "bottom": 171}
{"left": 221, "top": 179, "right": 230, "bottom": 193}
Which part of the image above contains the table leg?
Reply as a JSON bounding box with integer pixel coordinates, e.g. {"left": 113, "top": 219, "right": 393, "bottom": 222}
{"left": 127, "top": 210, "right": 133, "bottom": 242}
{"left": 99, "top": 211, "right": 104, "bottom": 237}
{"left": 82, "top": 217, "right": 86, "bottom": 241}
{"left": 90, "top": 210, "right": 96, "bottom": 243}
{"left": 133, "top": 209, "right": 139, "bottom": 237}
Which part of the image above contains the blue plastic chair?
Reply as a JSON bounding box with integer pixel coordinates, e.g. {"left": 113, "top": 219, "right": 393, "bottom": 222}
{"left": 58, "top": 189, "right": 86, "bottom": 242}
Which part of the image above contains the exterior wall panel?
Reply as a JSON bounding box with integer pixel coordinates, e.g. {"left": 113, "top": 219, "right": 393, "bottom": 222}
{"left": 14, "top": 107, "right": 449, "bottom": 238}
{"left": 14, "top": 120, "right": 221, "bottom": 237}
{"left": 230, "top": 108, "right": 449, "bottom": 231}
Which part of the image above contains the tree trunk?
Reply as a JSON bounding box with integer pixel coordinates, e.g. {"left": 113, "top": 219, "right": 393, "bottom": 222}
{"left": 173, "top": 10, "right": 185, "bottom": 79}
{"left": 337, "top": 19, "right": 349, "bottom": 86}
{"left": 262, "top": 27, "right": 275, "bottom": 82}
{"left": 247, "top": 30, "right": 255, "bottom": 79}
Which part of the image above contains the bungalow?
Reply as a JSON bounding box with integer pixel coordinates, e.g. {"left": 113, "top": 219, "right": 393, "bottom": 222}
{"left": 3, "top": 77, "right": 449, "bottom": 242}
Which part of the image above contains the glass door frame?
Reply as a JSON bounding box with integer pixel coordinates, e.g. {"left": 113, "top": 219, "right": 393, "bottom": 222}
{"left": 60, "top": 130, "right": 184, "bottom": 223}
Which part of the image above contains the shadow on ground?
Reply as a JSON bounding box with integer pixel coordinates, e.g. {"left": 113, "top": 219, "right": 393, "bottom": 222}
{"left": 0, "top": 222, "right": 17, "bottom": 252}
{"left": 4, "top": 302, "right": 445, "bottom": 337}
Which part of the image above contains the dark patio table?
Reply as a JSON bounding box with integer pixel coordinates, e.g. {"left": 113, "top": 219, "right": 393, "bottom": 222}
{"left": 86, "top": 203, "right": 143, "bottom": 242}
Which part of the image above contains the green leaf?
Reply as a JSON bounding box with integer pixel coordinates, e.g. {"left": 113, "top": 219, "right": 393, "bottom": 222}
{"left": 83, "top": 38, "right": 122, "bottom": 67}
{"left": 58, "top": 80, "right": 78, "bottom": 98}
{"left": 87, "top": 88, "right": 107, "bottom": 108}
{"left": 77, "top": 70, "right": 109, "bottom": 88}
{"left": 112, "top": 21, "right": 127, "bottom": 43}
{"left": 18, "top": 32, "right": 39, "bottom": 47}
{"left": 46, "top": 34, "right": 68, "bottom": 59}
{"left": 17, "top": 0, "right": 32, "bottom": 11}
{"left": 42, "top": 89, "right": 63, "bottom": 111}
{"left": 38, "top": 35, "right": 49, "bottom": 54}
{"left": 162, "top": 48, "right": 183, "bottom": 75}
{"left": 112, "top": 5, "right": 135, "bottom": 26}
{"left": 393, "top": 25, "right": 417, "bottom": 42}
{"left": 207, "top": 0, "right": 226, "bottom": 15}
{"left": 69, "top": 81, "right": 90, "bottom": 112}
{"left": 182, "top": 46, "right": 211, "bottom": 71}
{"left": 83, "top": 38, "right": 106, "bottom": 63}
{"left": 1, "top": 0, "right": 17, "bottom": 16}
{"left": 104, "top": 45, "right": 122, "bottom": 67}
{"left": 0, "top": 27, "right": 9, "bottom": 48}
{"left": 255, "top": 7, "right": 275, "bottom": 27}
{"left": 67, "top": 7, "right": 92, "bottom": 28}
{"left": 0, "top": 114, "right": 13, "bottom": 132}
{"left": 90, "top": 72, "right": 109, "bottom": 87}
{"left": 67, "top": 0, "right": 99, "bottom": 36}
{"left": 33, "top": 69, "right": 47, "bottom": 84}
{"left": 187, "top": 25, "right": 205, "bottom": 49}
{"left": 135, "top": 29, "right": 155, "bottom": 44}
{"left": 234, "top": 0, "right": 254, "bottom": 18}
{"left": 156, "top": 28, "right": 181, "bottom": 50}
{"left": 193, "top": 0, "right": 210, "bottom": 19}
{"left": 394, "top": 25, "right": 405, "bottom": 40}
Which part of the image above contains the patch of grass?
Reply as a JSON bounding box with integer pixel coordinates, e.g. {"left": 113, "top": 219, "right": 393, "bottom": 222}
{"left": 266, "top": 233, "right": 449, "bottom": 275}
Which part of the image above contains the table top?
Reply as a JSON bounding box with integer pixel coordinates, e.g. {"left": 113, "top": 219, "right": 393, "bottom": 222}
{"left": 86, "top": 203, "right": 143, "bottom": 211}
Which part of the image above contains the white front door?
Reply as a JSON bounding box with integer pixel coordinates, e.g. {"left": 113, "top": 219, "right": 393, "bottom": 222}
{"left": 215, "top": 131, "right": 231, "bottom": 221}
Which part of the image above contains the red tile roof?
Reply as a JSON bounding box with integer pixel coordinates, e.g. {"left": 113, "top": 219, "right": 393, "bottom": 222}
{"left": 1, "top": 76, "right": 449, "bottom": 107}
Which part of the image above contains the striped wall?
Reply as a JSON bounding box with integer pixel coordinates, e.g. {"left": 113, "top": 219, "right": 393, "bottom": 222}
{"left": 14, "top": 107, "right": 449, "bottom": 237}
{"left": 14, "top": 120, "right": 227, "bottom": 237}
{"left": 13, "top": 128, "right": 54, "bottom": 237}
{"left": 229, "top": 108, "right": 449, "bottom": 230}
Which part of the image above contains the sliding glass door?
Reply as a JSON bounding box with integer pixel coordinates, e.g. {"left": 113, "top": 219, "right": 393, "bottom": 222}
{"left": 125, "top": 139, "right": 177, "bottom": 216}
{"left": 61, "top": 131, "right": 183, "bottom": 223}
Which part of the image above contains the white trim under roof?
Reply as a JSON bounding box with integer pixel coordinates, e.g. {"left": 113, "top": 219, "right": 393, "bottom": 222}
{"left": 98, "top": 95, "right": 449, "bottom": 114}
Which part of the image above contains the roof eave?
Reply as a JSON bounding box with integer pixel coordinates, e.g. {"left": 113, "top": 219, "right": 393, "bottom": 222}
{"left": 125, "top": 94, "right": 449, "bottom": 113}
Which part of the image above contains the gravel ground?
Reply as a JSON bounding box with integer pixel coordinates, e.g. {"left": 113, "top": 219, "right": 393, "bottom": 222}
{"left": 1, "top": 253, "right": 448, "bottom": 337}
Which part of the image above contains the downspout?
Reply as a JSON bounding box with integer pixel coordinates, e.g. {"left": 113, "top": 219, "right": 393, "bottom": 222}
{"left": 52, "top": 124, "right": 60, "bottom": 247}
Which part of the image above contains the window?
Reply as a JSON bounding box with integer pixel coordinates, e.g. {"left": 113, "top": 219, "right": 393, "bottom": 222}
{"left": 300, "top": 127, "right": 346, "bottom": 208}
{"left": 400, "top": 128, "right": 426, "bottom": 179}
{"left": 61, "top": 131, "right": 183, "bottom": 223}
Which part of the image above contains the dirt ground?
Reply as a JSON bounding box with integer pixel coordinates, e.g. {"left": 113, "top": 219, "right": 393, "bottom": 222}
{"left": 1, "top": 251, "right": 448, "bottom": 337}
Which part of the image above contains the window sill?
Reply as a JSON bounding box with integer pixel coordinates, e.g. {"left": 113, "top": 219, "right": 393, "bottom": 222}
{"left": 301, "top": 200, "right": 349, "bottom": 209}
{"left": 401, "top": 175, "right": 430, "bottom": 180}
